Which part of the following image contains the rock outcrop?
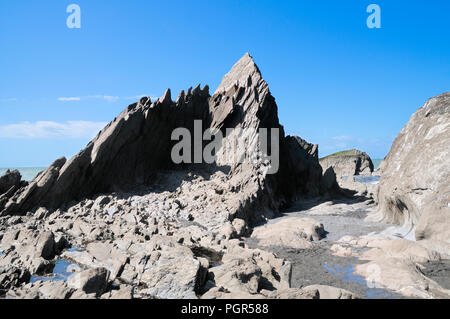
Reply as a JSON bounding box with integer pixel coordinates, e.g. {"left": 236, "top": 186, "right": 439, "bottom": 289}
{"left": 319, "top": 149, "right": 374, "bottom": 180}
{"left": 0, "top": 170, "right": 27, "bottom": 212}
{"left": 374, "top": 92, "right": 450, "bottom": 243}
{"left": 1, "top": 53, "right": 334, "bottom": 225}
{"left": 0, "top": 170, "right": 23, "bottom": 195}
{"left": 319, "top": 149, "right": 376, "bottom": 197}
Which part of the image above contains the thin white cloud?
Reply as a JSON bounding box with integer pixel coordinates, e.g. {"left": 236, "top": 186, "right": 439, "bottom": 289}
{"left": 57, "top": 95, "right": 119, "bottom": 102}
{"left": 57, "top": 97, "right": 81, "bottom": 102}
{"left": 0, "top": 98, "right": 18, "bottom": 102}
{"left": 0, "top": 121, "right": 107, "bottom": 139}
{"left": 86, "top": 95, "right": 120, "bottom": 102}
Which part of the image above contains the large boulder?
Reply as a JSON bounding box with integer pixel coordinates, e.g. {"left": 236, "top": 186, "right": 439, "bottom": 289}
{"left": 138, "top": 236, "right": 202, "bottom": 299}
{"left": 251, "top": 217, "right": 325, "bottom": 249}
{"left": 1, "top": 53, "right": 335, "bottom": 225}
{"left": 374, "top": 92, "right": 450, "bottom": 243}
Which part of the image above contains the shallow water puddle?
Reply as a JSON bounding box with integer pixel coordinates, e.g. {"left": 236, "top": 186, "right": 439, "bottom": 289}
{"left": 30, "top": 259, "right": 81, "bottom": 283}
{"left": 323, "top": 264, "right": 399, "bottom": 299}
{"left": 341, "top": 175, "right": 381, "bottom": 184}
{"left": 30, "top": 247, "right": 84, "bottom": 283}
{"left": 353, "top": 175, "right": 380, "bottom": 184}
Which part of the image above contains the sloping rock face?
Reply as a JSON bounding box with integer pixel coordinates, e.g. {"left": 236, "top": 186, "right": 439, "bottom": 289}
{"left": 284, "top": 136, "right": 323, "bottom": 196}
{"left": 1, "top": 53, "right": 331, "bottom": 224}
{"left": 376, "top": 92, "right": 450, "bottom": 243}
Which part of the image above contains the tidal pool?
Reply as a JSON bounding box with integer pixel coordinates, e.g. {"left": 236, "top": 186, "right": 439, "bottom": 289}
{"left": 341, "top": 175, "right": 380, "bottom": 184}
{"left": 323, "top": 264, "right": 400, "bottom": 299}
{"left": 29, "top": 247, "right": 84, "bottom": 283}
{"left": 30, "top": 259, "right": 80, "bottom": 283}
{"left": 353, "top": 175, "right": 380, "bottom": 184}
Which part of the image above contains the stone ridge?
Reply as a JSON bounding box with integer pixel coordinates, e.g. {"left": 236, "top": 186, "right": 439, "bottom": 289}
{"left": 324, "top": 149, "right": 367, "bottom": 158}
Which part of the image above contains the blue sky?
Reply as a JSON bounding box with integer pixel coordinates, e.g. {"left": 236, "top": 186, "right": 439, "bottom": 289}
{"left": 1, "top": 0, "right": 449, "bottom": 167}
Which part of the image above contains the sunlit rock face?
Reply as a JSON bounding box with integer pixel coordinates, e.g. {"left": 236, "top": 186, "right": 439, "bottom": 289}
{"left": 376, "top": 92, "right": 450, "bottom": 243}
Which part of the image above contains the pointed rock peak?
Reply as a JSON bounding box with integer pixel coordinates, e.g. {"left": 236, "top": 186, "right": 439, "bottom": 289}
{"left": 160, "top": 88, "right": 172, "bottom": 104}
{"left": 215, "top": 53, "right": 263, "bottom": 94}
{"left": 192, "top": 84, "right": 201, "bottom": 95}
{"left": 176, "top": 90, "right": 185, "bottom": 104}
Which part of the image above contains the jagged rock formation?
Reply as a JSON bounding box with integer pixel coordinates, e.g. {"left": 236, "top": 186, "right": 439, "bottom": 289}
{"left": 1, "top": 53, "right": 333, "bottom": 224}
{"left": 375, "top": 92, "right": 450, "bottom": 243}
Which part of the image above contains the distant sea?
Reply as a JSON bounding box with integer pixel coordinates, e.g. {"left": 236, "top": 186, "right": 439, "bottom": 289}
{"left": 372, "top": 159, "right": 383, "bottom": 170}
{"left": 0, "top": 167, "right": 46, "bottom": 182}
{"left": 1, "top": 160, "right": 384, "bottom": 183}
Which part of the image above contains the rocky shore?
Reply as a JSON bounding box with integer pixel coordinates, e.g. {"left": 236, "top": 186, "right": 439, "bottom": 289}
{"left": 0, "top": 54, "right": 449, "bottom": 299}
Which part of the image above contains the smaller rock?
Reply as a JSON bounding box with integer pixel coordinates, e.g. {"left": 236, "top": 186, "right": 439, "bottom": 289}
{"left": 0, "top": 266, "right": 31, "bottom": 290}
{"left": 251, "top": 217, "right": 325, "bottom": 249}
{"left": 34, "top": 207, "right": 49, "bottom": 219}
{"left": 302, "top": 285, "right": 360, "bottom": 299}
{"left": 34, "top": 231, "right": 56, "bottom": 260}
{"left": 92, "top": 196, "right": 111, "bottom": 211}
{"left": 232, "top": 218, "right": 248, "bottom": 237}
{"left": 67, "top": 267, "right": 110, "bottom": 296}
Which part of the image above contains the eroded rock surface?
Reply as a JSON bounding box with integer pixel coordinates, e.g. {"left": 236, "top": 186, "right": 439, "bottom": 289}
{"left": 374, "top": 92, "right": 450, "bottom": 243}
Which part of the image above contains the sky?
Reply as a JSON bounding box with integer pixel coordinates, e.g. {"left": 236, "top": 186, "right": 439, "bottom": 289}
{"left": 1, "top": 0, "right": 449, "bottom": 167}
